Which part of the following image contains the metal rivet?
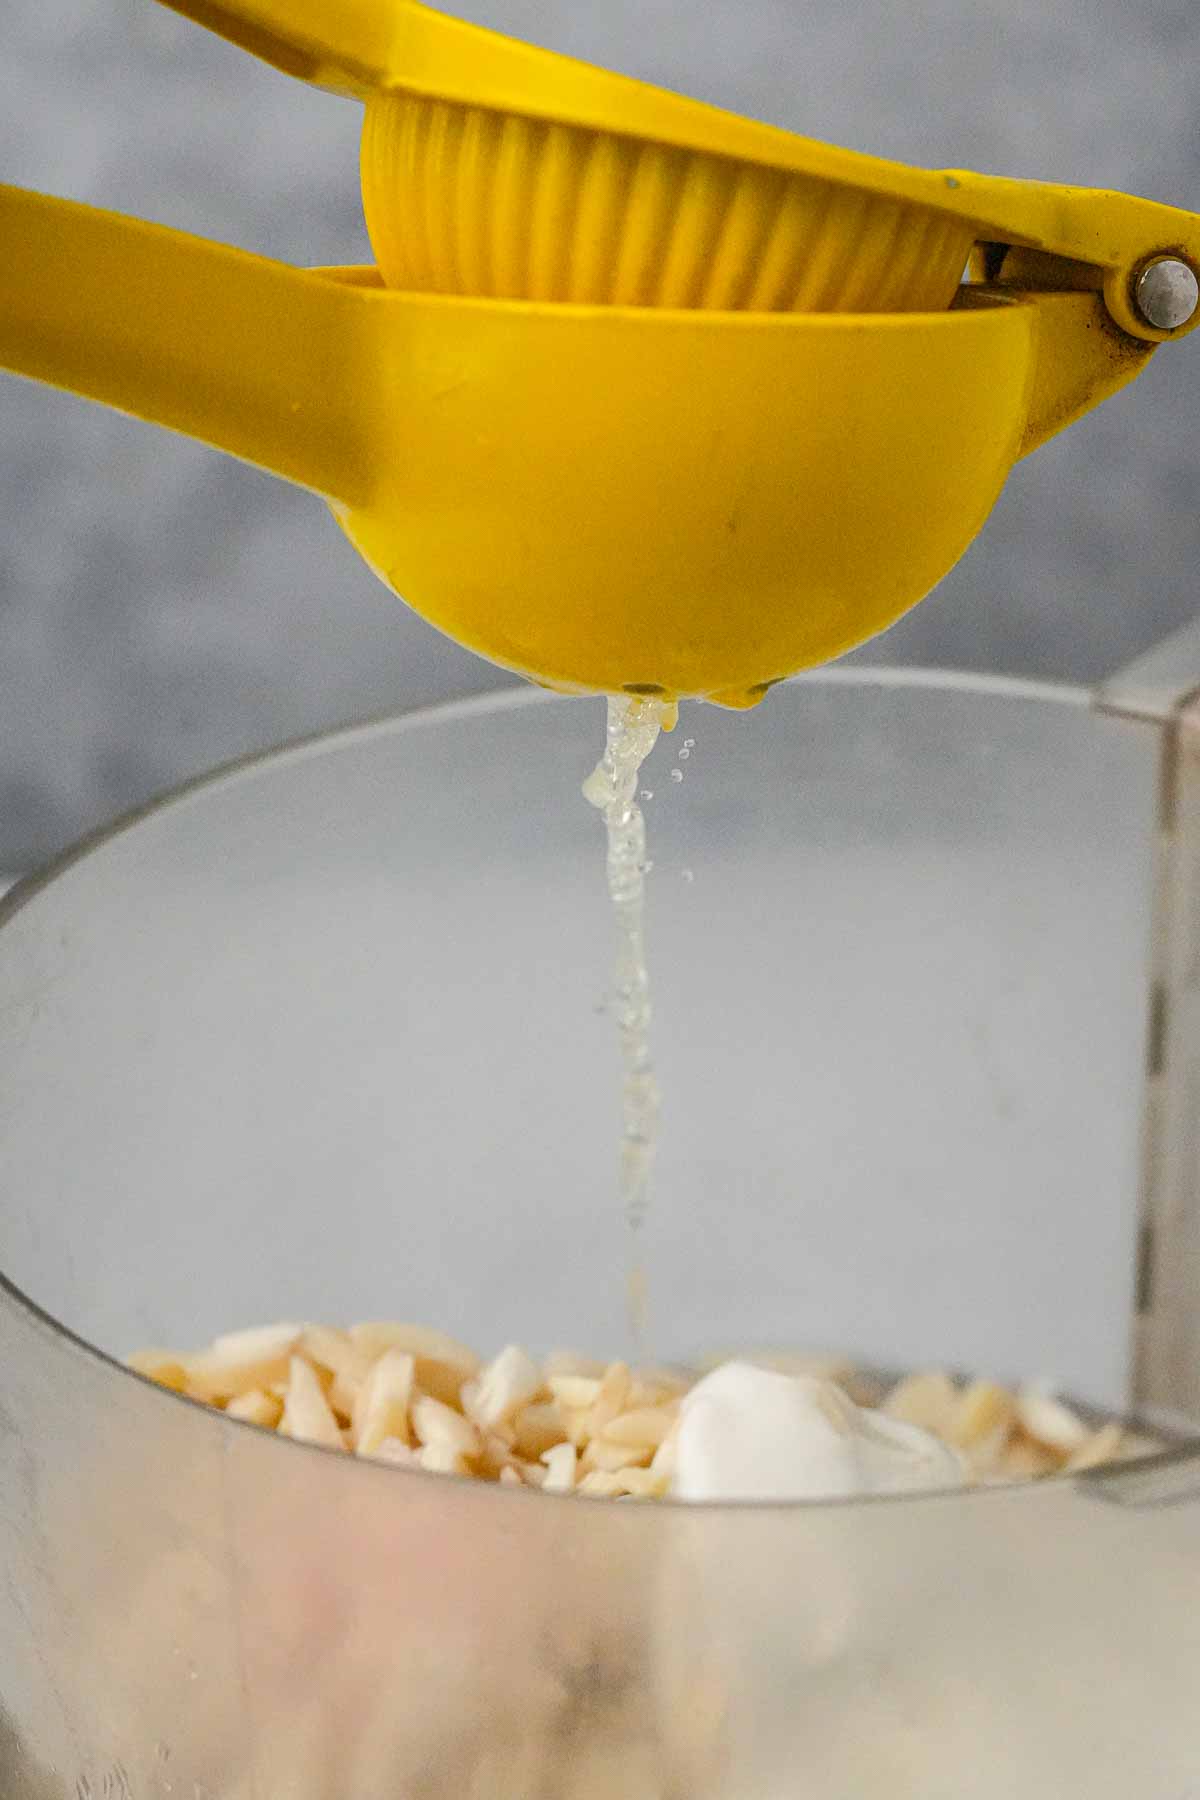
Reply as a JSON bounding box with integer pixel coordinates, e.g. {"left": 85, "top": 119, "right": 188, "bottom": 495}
{"left": 1135, "top": 258, "right": 1199, "bottom": 332}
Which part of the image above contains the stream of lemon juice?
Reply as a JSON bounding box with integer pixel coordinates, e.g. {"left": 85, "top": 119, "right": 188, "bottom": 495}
{"left": 583, "top": 694, "right": 679, "bottom": 1341}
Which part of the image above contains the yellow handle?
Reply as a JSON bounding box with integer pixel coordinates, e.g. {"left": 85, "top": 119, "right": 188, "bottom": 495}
{"left": 153, "top": 0, "right": 396, "bottom": 94}
{"left": 0, "top": 185, "right": 372, "bottom": 506}
{"left": 154, "top": 0, "right": 1200, "bottom": 350}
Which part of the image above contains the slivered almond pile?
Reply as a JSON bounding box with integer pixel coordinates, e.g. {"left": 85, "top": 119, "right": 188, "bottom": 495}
{"left": 877, "top": 1368, "right": 1152, "bottom": 1480}
{"left": 128, "top": 1326, "right": 1152, "bottom": 1495}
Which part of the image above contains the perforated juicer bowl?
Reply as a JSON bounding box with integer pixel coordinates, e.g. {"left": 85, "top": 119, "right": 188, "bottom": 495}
{"left": 2, "top": 652, "right": 1199, "bottom": 1798}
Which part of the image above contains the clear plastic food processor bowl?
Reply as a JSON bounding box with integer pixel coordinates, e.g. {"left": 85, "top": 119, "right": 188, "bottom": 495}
{"left": 2, "top": 659, "right": 1198, "bottom": 1798}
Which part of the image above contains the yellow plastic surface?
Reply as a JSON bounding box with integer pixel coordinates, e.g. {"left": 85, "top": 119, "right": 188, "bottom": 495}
{"left": 3, "top": 0, "right": 1195, "bottom": 703}
{"left": 0, "top": 186, "right": 1159, "bottom": 706}
{"left": 162, "top": 0, "right": 1200, "bottom": 337}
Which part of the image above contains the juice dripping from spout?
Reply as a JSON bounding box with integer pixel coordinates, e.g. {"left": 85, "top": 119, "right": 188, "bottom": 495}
{"left": 584, "top": 694, "right": 675, "bottom": 1342}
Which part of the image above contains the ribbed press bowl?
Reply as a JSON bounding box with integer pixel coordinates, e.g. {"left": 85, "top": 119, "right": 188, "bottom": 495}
{"left": 361, "top": 92, "right": 974, "bottom": 312}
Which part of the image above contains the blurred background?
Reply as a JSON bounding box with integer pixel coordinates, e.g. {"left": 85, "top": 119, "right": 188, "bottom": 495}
{"left": 1, "top": 0, "right": 1197, "bottom": 870}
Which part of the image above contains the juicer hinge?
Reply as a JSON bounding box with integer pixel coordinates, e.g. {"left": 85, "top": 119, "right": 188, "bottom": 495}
{"left": 1134, "top": 258, "right": 1199, "bottom": 333}
{"left": 966, "top": 240, "right": 1200, "bottom": 345}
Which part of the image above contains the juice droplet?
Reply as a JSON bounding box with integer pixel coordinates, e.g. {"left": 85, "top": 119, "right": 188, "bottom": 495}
{"left": 670, "top": 768, "right": 684, "bottom": 784}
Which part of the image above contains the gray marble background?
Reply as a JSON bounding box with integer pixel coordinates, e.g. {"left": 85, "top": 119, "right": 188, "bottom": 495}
{"left": 2, "top": 0, "right": 1198, "bottom": 867}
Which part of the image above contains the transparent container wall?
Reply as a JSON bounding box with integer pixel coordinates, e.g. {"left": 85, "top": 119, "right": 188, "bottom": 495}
{"left": 3, "top": 671, "right": 1197, "bottom": 1800}
{"left": 0, "top": 674, "right": 1162, "bottom": 1400}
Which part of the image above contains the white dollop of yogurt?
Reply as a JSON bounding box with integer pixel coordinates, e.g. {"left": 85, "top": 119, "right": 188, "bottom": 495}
{"left": 671, "top": 1361, "right": 965, "bottom": 1503}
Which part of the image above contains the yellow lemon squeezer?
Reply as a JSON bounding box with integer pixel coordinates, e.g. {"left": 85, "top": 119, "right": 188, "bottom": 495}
{"left": 2, "top": 0, "right": 1199, "bottom": 707}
